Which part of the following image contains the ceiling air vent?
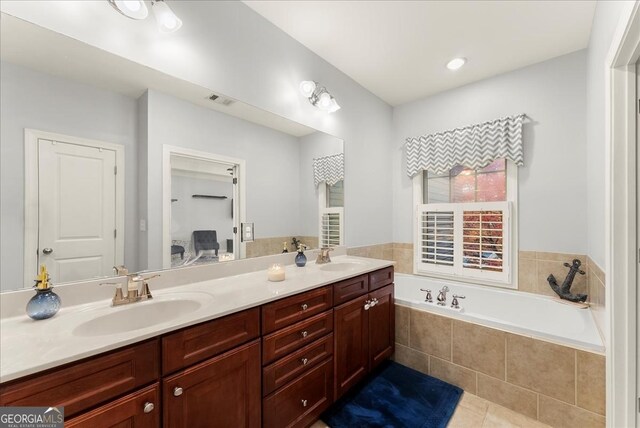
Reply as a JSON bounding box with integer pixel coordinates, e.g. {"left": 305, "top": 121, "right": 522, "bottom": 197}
{"left": 208, "top": 93, "right": 234, "bottom": 106}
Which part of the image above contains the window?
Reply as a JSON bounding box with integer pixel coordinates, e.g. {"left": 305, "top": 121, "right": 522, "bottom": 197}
{"left": 414, "top": 159, "right": 517, "bottom": 288}
{"left": 319, "top": 181, "right": 344, "bottom": 248}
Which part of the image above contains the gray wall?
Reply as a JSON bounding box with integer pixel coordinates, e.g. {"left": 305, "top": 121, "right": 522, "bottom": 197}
{"left": 585, "top": 1, "right": 627, "bottom": 270}
{"left": 0, "top": 61, "right": 139, "bottom": 291}
{"left": 2, "top": 1, "right": 395, "bottom": 251}
{"left": 392, "top": 50, "right": 588, "bottom": 254}
{"left": 143, "top": 89, "right": 311, "bottom": 270}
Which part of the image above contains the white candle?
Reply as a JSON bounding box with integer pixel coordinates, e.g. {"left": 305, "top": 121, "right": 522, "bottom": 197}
{"left": 267, "top": 264, "right": 285, "bottom": 282}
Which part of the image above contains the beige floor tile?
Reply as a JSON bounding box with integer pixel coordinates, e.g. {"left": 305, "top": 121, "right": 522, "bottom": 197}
{"left": 448, "top": 405, "right": 486, "bottom": 428}
{"left": 459, "top": 392, "right": 490, "bottom": 414}
{"left": 483, "top": 404, "right": 550, "bottom": 428}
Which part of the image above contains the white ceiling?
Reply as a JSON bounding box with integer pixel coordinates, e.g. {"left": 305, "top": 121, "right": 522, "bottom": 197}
{"left": 244, "top": 1, "right": 596, "bottom": 106}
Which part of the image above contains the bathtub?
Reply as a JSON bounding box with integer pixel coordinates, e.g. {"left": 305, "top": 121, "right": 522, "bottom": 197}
{"left": 394, "top": 273, "right": 604, "bottom": 353}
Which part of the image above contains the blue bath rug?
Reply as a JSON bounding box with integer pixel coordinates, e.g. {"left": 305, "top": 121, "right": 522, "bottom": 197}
{"left": 322, "top": 361, "right": 462, "bottom": 428}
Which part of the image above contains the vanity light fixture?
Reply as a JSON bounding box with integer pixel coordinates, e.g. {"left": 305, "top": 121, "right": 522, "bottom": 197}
{"left": 108, "top": 0, "right": 149, "bottom": 20}
{"left": 299, "top": 80, "right": 340, "bottom": 113}
{"left": 446, "top": 57, "right": 467, "bottom": 71}
{"left": 151, "top": 0, "right": 182, "bottom": 33}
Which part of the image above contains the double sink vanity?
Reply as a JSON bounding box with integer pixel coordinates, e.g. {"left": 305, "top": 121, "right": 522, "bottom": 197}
{"left": 0, "top": 255, "right": 395, "bottom": 427}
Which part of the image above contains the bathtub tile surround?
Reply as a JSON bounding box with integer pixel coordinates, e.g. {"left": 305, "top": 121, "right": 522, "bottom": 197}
{"left": 347, "top": 243, "right": 412, "bottom": 273}
{"left": 394, "top": 304, "right": 606, "bottom": 426}
{"left": 518, "top": 251, "right": 588, "bottom": 297}
{"left": 506, "top": 334, "right": 576, "bottom": 403}
{"left": 586, "top": 256, "right": 606, "bottom": 341}
{"left": 452, "top": 321, "right": 506, "bottom": 380}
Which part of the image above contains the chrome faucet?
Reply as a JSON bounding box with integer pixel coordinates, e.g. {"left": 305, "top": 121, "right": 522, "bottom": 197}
{"left": 315, "top": 247, "right": 333, "bottom": 264}
{"left": 436, "top": 286, "right": 449, "bottom": 306}
{"left": 420, "top": 288, "right": 433, "bottom": 303}
{"left": 101, "top": 271, "right": 159, "bottom": 306}
{"left": 451, "top": 294, "right": 466, "bottom": 309}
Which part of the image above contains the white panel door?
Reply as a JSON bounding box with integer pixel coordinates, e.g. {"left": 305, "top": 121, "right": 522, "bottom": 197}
{"left": 38, "top": 139, "right": 117, "bottom": 283}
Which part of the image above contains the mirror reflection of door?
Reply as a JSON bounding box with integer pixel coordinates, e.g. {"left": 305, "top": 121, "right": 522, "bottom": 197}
{"left": 169, "top": 154, "right": 239, "bottom": 267}
{"left": 32, "top": 136, "right": 123, "bottom": 283}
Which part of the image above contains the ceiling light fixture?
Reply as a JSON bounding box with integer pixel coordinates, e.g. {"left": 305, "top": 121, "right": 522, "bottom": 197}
{"left": 151, "top": 0, "right": 182, "bottom": 33}
{"left": 446, "top": 57, "right": 467, "bottom": 71}
{"left": 299, "top": 80, "right": 340, "bottom": 113}
{"left": 108, "top": 0, "right": 149, "bottom": 20}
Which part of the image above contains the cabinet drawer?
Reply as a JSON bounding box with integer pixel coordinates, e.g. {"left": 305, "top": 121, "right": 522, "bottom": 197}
{"left": 162, "top": 308, "right": 260, "bottom": 375}
{"left": 333, "top": 274, "right": 369, "bottom": 305}
{"left": 262, "top": 286, "right": 333, "bottom": 334}
{"left": 263, "top": 333, "right": 333, "bottom": 396}
{"left": 263, "top": 357, "right": 333, "bottom": 428}
{"left": 369, "top": 266, "right": 394, "bottom": 291}
{"left": 0, "top": 339, "right": 159, "bottom": 418}
{"left": 163, "top": 339, "right": 261, "bottom": 428}
{"left": 66, "top": 383, "right": 160, "bottom": 428}
{"left": 262, "top": 310, "right": 333, "bottom": 365}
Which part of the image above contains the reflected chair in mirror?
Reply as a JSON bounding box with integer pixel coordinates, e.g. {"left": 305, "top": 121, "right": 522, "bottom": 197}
{"left": 192, "top": 230, "right": 220, "bottom": 258}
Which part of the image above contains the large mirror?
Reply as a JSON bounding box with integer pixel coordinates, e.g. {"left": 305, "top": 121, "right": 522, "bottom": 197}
{"left": 0, "top": 14, "right": 344, "bottom": 292}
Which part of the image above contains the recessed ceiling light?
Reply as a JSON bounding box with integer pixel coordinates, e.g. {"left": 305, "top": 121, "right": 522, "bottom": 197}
{"left": 108, "top": 0, "right": 149, "bottom": 20}
{"left": 446, "top": 57, "right": 467, "bottom": 71}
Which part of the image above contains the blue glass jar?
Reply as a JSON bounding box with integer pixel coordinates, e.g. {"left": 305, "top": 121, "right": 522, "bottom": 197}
{"left": 26, "top": 288, "right": 61, "bottom": 320}
{"left": 295, "top": 250, "right": 307, "bottom": 267}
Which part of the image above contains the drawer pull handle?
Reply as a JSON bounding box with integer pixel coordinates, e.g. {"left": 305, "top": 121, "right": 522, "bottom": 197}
{"left": 301, "top": 303, "right": 308, "bottom": 311}
{"left": 301, "top": 330, "right": 308, "bottom": 338}
{"left": 143, "top": 402, "right": 155, "bottom": 413}
{"left": 364, "top": 299, "right": 371, "bottom": 310}
{"left": 301, "top": 358, "right": 309, "bottom": 365}
{"left": 301, "top": 399, "right": 308, "bottom": 407}
{"left": 173, "top": 387, "right": 183, "bottom": 397}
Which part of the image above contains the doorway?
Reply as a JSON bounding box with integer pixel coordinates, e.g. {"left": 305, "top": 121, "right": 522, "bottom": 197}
{"left": 162, "top": 146, "right": 245, "bottom": 269}
{"left": 24, "top": 130, "right": 125, "bottom": 284}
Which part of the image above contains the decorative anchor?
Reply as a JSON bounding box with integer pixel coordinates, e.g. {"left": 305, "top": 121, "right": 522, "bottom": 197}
{"left": 547, "top": 259, "right": 587, "bottom": 302}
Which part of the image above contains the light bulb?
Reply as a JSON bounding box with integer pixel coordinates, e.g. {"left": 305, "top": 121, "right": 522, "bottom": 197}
{"left": 328, "top": 98, "right": 341, "bottom": 113}
{"left": 318, "top": 92, "right": 332, "bottom": 109}
{"left": 110, "top": 0, "right": 148, "bottom": 20}
{"left": 446, "top": 57, "right": 467, "bottom": 71}
{"left": 152, "top": 0, "right": 183, "bottom": 33}
{"left": 299, "top": 81, "right": 316, "bottom": 97}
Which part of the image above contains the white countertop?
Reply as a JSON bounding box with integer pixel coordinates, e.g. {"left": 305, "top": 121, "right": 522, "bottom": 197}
{"left": 0, "top": 256, "right": 393, "bottom": 383}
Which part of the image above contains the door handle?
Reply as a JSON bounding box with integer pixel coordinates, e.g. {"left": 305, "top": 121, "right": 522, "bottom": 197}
{"left": 42, "top": 248, "right": 53, "bottom": 255}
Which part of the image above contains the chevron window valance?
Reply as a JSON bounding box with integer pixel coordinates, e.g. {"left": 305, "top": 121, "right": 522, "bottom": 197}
{"left": 406, "top": 114, "right": 525, "bottom": 178}
{"left": 313, "top": 153, "right": 344, "bottom": 187}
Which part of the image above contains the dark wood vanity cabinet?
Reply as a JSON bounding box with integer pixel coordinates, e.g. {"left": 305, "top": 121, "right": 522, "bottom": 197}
{"left": 0, "top": 266, "right": 394, "bottom": 428}
{"left": 163, "top": 339, "right": 261, "bottom": 428}
{"left": 334, "top": 283, "right": 395, "bottom": 400}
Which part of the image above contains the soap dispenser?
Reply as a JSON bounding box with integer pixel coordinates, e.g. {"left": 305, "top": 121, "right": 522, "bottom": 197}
{"left": 295, "top": 245, "right": 307, "bottom": 267}
{"left": 26, "top": 264, "right": 61, "bottom": 320}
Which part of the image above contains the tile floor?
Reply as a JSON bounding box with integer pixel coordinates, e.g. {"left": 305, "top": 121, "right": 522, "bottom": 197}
{"left": 310, "top": 392, "right": 552, "bottom": 428}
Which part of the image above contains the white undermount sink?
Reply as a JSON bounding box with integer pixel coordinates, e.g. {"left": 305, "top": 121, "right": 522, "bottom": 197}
{"left": 72, "top": 292, "right": 212, "bottom": 337}
{"left": 319, "top": 261, "right": 366, "bottom": 272}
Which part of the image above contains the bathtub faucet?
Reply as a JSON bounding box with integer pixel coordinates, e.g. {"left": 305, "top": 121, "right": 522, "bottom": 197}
{"left": 436, "top": 286, "right": 449, "bottom": 306}
{"left": 419, "top": 288, "right": 432, "bottom": 303}
{"left": 547, "top": 259, "right": 587, "bottom": 303}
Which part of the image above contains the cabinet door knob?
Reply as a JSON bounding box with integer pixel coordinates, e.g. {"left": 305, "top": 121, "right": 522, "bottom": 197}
{"left": 301, "top": 399, "right": 308, "bottom": 407}
{"left": 143, "top": 402, "right": 155, "bottom": 413}
{"left": 364, "top": 300, "right": 371, "bottom": 310}
{"left": 173, "top": 387, "right": 183, "bottom": 397}
{"left": 301, "top": 358, "right": 308, "bottom": 365}
{"left": 301, "top": 303, "right": 308, "bottom": 311}
{"left": 301, "top": 330, "right": 308, "bottom": 338}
